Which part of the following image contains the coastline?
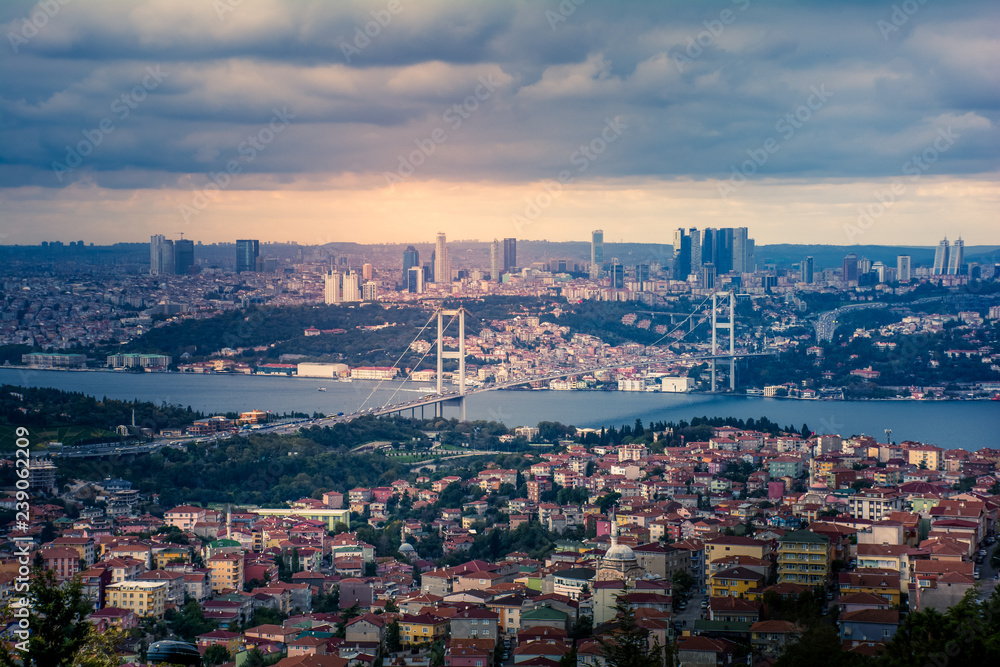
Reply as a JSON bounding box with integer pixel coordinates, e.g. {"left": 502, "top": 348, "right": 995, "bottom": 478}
{"left": 1, "top": 364, "right": 994, "bottom": 401}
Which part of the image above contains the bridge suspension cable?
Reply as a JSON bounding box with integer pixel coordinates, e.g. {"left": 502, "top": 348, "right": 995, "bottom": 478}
{"left": 356, "top": 309, "right": 441, "bottom": 412}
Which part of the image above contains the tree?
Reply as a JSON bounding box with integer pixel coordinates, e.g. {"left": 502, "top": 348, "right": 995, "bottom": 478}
{"left": 0, "top": 568, "right": 94, "bottom": 667}
{"left": 244, "top": 648, "right": 267, "bottom": 667}
{"left": 336, "top": 603, "right": 362, "bottom": 638}
{"left": 202, "top": 645, "right": 231, "bottom": 666}
{"left": 598, "top": 596, "right": 663, "bottom": 667}
{"left": 672, "top": 569, "right": 695, "bottom": 599}
{"left": 569, "top": 614, "right": 593, "bottom": 641}
{"left": 386, "top": 620, "right": 402, "bottom": 653}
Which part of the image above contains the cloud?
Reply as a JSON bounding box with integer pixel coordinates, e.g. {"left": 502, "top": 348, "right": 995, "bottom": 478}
{"left": 0, "top": 0, "right": 997, "bottom": 243}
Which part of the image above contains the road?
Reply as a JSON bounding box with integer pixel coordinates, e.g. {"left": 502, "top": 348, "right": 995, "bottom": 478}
{"left": 814, "top": 303, "right": 888, "bottom": 342}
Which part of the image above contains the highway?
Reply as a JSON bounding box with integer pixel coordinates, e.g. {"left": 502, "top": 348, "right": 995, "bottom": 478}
{"left": 814, "top": 303, "right": 888, "bottom": 342}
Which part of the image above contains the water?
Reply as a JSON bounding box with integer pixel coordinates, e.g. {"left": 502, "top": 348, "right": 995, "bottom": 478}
{"left": 1, "top": 368, "right": 997, "bottom": 450}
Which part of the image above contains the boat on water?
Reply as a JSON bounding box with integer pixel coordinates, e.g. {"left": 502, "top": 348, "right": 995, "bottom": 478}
{"left": 317, "top": 387, "right": 327, "bottom": 392}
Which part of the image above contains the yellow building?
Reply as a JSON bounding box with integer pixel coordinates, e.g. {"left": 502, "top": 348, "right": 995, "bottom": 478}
{"left": 776, "top": 530, "right": 830, "bottom": 586}
{"left": 207, "top": 553, "right": 244, "bottom": 594}
{"left": 705, "top": 536, "right": 769, "bottom": 565}
{"left": 872, "top": 468, "right": 904, "bottom": 485}
{"left": 907, "top": 446, "right": 943, "bottom": 470}
{"left": 106, "top": 581, "right": 168, "bottom": 619}
{"left": 250, "top": 508, "right": 350, "bottom": 531}
{"left": 709, "top": 567, "right": 766, "bottom": 600}
{"left": 399, "top": 613, "right": 450, "bottom": 645}
{"left": 152, "top": 547, "right": 190, "bottom": 570}
{"left": 837, "top": 571, "right": 901, "bottom": 605}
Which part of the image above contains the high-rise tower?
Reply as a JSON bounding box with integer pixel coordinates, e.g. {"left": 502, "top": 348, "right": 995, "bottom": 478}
{"left": 802, "top": 256, "right": 814, "bottom": 284}
{"left": 490, "top": 239, "right": 502, "bottom": 280}
{"left": 590, "top": 230, "right": 604, "bottom": 278}
{"left": 174, "top": 239, "right": 194, "bottom": 275}
{"left": 434, "top": 233, "right": 450, "bottom": 283}
{"left": 236, "top": 239, "right": 259, "bottom": 273}
{"left": 948, "top": 238, "right": 964, "bottom": 275}
{"left": 149, "top": 235, "right": 174, "bottom": 275}
{"left": 933, "top": 238, "right": 950, "bottom": 275}
{"left": 897, "top": 255, "right": 911, "bottom": 282}
{"left": 503, "top": 237, "right": 517, "bottom": 272}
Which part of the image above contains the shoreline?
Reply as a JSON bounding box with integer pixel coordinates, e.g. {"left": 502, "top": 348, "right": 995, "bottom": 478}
{"left": 1, "top": 365, "right": 995, "bottom": 402}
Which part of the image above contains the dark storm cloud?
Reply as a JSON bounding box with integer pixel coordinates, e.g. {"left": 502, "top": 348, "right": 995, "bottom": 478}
{"left": 0, "top": 0, "right": 997, "bottom": 190}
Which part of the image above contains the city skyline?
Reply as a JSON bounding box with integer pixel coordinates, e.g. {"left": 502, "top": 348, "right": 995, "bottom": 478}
{"left": 1, "top": 0, "right": 997, "bottom": 245}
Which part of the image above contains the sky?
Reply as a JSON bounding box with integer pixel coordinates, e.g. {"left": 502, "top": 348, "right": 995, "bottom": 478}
{"left": 1, "top": 0, "right": 998, "bottom": 247}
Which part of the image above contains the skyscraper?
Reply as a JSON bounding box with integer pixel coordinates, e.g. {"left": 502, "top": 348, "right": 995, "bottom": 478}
{"left": 149, "top": 235, "right": 174, "bottom": 275}
{"left": 732, "top": 227, "right": 750, "bottom": 273}
{"left": 701, "top": 263, "right": 717, "bottom": 290}
{"left": 503, "top": 237, "right": 517, "bottom": 272}
{"left": 948, "top": 238, "right": 964, "bottom": 275}
{"left": 342, "top": 271, "right": 361, "bottom": 302}
{"left": 324, "top": 270, "right": 341, "bottom": 304}
{"left": 701, "top": 228, "right": 734, "bottom": 275}
{"left": 933, "top": 238, "right": 950, "bottom": 275}
{"left": 174, "top": 239, "right": 194, "bottom": 275}
{"left": 897, "top": 255, "right": 911, "bottom": 282}
{"left": 402, "top": 245, "right": 420, "bottom": 275}
{"left": 802, "top": 256, "right": 814, "bottom": 284}
{"left": 591, "top": 229, "right": 604, "bottom": 277}
{"left": 718, "top": 228, "right": 734, "bottom": 274}
{"left": 236, "top": 239, "right": 259, "bottom": 273}
{"left": 672, "top": 228, "right": 691, "bottom": 280}
{"left": 636, "top": 264, "right": 650, "bottom": 283}
{"left": 362, "top": 263, "right": 373, "bottom": 280}
{"left": 434, "top": 232, "right": 450, "bottom": 283}
{"left": 611, "top": 260, "right": 624, "bottom": 288}
{"left": 407, "top": 266, "right": 424, "bottom": 293}
{"left": 689, "top": 227, "right": 702, "bottom": 276}
{"left": 490, "top": 239, "right": 502, "bottom": 280}
{"left": 842, "top": 253, "right": 859, "bottom": 283}
{"left": 701, "top": 228, "right": 715, "bottom": 276}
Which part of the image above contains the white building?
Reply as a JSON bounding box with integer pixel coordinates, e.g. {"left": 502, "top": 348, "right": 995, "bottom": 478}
{"left": 661, "top": 376, "right": 693, "bottom": 392}
{"left": 296, "top": 363, "right": 349, "bottom": 378}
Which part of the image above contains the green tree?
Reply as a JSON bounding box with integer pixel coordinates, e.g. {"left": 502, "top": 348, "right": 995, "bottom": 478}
{"left": 243, "top": 648, "right": 266, "bottom": 667}
{"left": 0, "top": 569, "right": 94, "bottom": 667}
{"left": 672, "top": 570, "right": 695, "bottom": 599}
{"left": 598, "top": 596, "right": 664, "bottom": 667}
{"left": 386, "top": 621, "right": 402, "bottom": 653}
{"left": 202, "top": 645, "right": 231, "bottom": 666}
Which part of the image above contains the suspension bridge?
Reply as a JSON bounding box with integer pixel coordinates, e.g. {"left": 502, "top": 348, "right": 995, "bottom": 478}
{"left": 346, "top": 292, "right": 765, "bottom": 423}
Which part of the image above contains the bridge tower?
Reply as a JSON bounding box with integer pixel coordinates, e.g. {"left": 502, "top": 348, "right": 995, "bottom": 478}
{"left": 436, "top": 308, "right": 466, "bottom": 420}
{"left": 710, "top": 291, "right": 736, "bottom": 392}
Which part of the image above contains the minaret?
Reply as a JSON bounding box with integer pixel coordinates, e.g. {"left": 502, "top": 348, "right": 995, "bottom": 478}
{"left": 226, "top": 504, "right": 232, "bottom": 538}
{"left": 609, "top": 507, "right": 618, "bottom": 546}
